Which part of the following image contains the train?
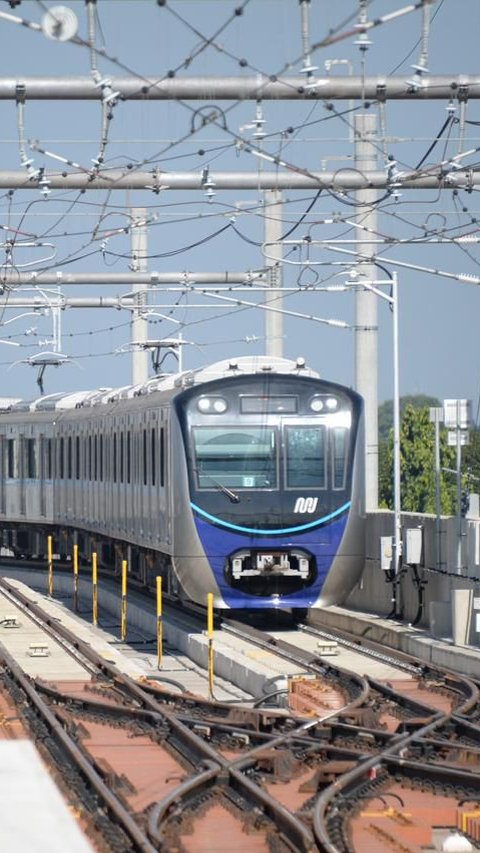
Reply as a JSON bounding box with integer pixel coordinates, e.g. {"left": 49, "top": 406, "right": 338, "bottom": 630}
{"left": 0, "top": 355, "right": 365, "bottom": 611}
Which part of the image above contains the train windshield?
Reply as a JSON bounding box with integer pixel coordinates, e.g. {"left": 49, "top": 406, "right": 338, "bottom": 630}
{"left": 286, "top": 426, "right": 326, "bottom": 488}
{"left": 193, "top": 427, "right": 277, "bottom": 489}
{"left": 285, "top": 425, "right": 348, "bottom": 489}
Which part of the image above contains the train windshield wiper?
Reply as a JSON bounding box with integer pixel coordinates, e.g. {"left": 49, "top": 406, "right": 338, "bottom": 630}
{"left": 213, "top": 479, "right": 240, "bottom": 503}
{"left": 194, "top": 468, "right": 240, "bottom": 503}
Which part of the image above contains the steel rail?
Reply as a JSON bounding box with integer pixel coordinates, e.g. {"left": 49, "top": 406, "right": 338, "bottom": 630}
{"left": 0, "top": 642, "right": 157, "bottom": 853}
{"left": 313, "top": 710, "right": 448, "bottom": 853}
{"left": 302, "top": 621, "right": 480, "bottom": 716}
{"left": 8, "top": 576, "right": 480, "bottom": 850}
{"left": 221, "top": 618, "right": 385, "bottom": 707}
{"left": 0, "top": 577, "right": 229, "bottom": 767}
{"left": 0, "top": 577, "right": 319, "bottom": 850}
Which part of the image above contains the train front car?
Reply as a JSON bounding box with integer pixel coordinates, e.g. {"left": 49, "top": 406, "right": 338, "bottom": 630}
{"left": 171, "top": 361, "right": 365, "bottom": 610}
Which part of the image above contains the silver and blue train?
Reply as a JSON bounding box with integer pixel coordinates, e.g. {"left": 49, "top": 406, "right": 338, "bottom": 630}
{"left": 0, "top": 355, "right": 365, "bottom": 611}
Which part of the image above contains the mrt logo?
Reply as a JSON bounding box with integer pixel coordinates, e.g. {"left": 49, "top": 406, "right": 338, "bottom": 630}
{"left": 293, "top": 497, "right": 318, "bottom": 514}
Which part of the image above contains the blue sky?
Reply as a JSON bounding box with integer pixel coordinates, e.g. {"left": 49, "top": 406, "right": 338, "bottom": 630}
{"left": 0, "top": 0, "right": 479, "bottom": 412}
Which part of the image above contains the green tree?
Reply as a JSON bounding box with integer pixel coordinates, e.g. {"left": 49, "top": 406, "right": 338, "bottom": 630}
{"left": 463, "top": 427, "right": 480, "bottom": 490}
{"left": 379, "top": 404, "right": 457, "bottom": 513}
{"left": 378, "top": 394, "right": 440, "bottom": 441}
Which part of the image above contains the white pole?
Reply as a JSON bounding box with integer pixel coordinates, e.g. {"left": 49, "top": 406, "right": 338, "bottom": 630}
{"left": 131, "top": 208, "right": 149, "bottom": 385}
{"left": 456, "top": 401, "right": 463, "bottom": 575}
{"left": 432, "top": 409, "right": 442, "bottom": 571}
{"left": 354, "top": 114, "right": 378, "bottom": 511}
{"left": 264, "top": 190, "right": 283, "bottom": 357}
{"left": 392, "top": 272, "right": 402, "bottom": 582}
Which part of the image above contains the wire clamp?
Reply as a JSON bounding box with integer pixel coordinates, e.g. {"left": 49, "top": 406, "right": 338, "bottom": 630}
{"left": 15, "top": 82, "right": 26, "bottom": 104}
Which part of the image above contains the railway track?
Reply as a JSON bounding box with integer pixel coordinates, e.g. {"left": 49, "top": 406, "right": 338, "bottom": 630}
{"left": 2, "top": 573, "right": 480, "bottom": 850}
{"left": 0, "top": 577, "right": 359, "bottom": 852}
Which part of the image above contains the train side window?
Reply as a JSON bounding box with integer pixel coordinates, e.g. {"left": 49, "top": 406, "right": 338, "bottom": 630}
{"left": 143, "top": 429, "right": 147, "bottom": 486}
{"left": 99, "top": 435, "right": 104, "bottom": 482}
{"left": 39, "top": 435, "right": 45, "bottom": 479}
{"left": 106, "top": 432, "right": 109, "bottom": 482}
{"left": 88, "top": 436, "right": 92, "bottom": 481}
{"left": 59, "top": 437, "right": 65, "bottom": 479}
{"left": 75, "top": 435, "right": 80, "bottom": 480}
{"left": 120, "top": 432, "right": 124, "bottom": 484}
{"left": 127, "top": 432, "right": 131, "bottom": 484}
{"left": 67, "top": 436, "right": 72, "bottom": 480}
{"left": 151, "top": 427, "right": 156, "bottom": 486}
{"left": 333, "top": 427, "right": 347, "bottom": 490}
{"left": 160, "top": 427, "right": 164, "bottom": 487}
{"left": 26, "top": 438, "right": 36, "bottom": 479}
{"left": 132, "top": 432, "right": 136, "bottom": 483}
{"left": 286, "top": 427, "right": 326, "bottom": 488}
{"left": 7, "top": 438, "right": 15, "bottom": 479}
{"left": 94, "top": 435, "right": 98, "bottom": 481}
{"left": 113, "top": 432, "right": 117, "bottom": 483}
{"left": 47, "top": 438, "right": 53, "bottom": 479}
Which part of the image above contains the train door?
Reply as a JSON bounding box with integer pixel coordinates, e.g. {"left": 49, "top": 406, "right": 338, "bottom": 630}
{"left": 159, "top": 411, "right": 169, "bottom": 547}
{"left": 39, "top": 433, "right": 46, "bottom": 518}
{"left": 140, "top": 416, "right": 147, "bottom": 539}
{"left": 19, "top": 434, "right": 26, "bottom": 517}
{"left": 125, "top": 419, "right": 133, "bottom": 541}
{"left": 0, "top": 435, "right": 5, "bottom": 516}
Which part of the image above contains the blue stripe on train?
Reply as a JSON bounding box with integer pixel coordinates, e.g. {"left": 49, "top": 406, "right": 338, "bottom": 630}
{"left": 191, "top": 508, "right": 349, "bottom": 608}
{"left": 190, "top": 500, "right": 351, "bottom": 535}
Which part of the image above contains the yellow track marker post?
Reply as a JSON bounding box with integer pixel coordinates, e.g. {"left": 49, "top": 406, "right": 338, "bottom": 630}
{"left": 73, "top": 544, "right": 79, "bottom": 613}
{"left": 156, "top": 576, "right": 163, "bottom": 668}
{"left": 121, "top": 559, "right": 127, "bottom": 641}
{"left": 92, "top": 551, "right": 98, "bottom": 626}
{"left": 47, "top": 535, "right": 53, "bottom": 597}
{"left": 207, "top": 593, "right": 214, "bottom": 699}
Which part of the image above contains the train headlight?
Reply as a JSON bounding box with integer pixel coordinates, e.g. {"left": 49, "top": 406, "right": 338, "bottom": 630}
{"left": 197, "top": 397, "right": 228, "bottom": 413}
{"left": 310, "top": 397, "right": 324, "bottom": 412}
{"left": 326, "top": 397, "right": 338, "bottom": 411}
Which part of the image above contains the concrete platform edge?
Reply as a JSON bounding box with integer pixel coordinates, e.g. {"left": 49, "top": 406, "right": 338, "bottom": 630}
{"left": 313, "top": 605, "right": 480, "bottom": 679}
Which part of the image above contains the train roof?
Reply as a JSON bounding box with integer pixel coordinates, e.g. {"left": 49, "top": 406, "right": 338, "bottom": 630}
{"left": 2, "top": 356, "right": 321, "bottom": 413}
{"left": 0, "top": 396, "right": 21, "bottom": 412}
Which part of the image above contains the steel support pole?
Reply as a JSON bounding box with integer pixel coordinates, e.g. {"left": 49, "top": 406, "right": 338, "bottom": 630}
{"left": 456, "top": 401, "right": 463, "bottom": 575}
{"left": 264, "top": 190, "right": 283, "bottom": 358}
{"left": 435, "top": 419, "right": 441, "bottom": 570}
{"left": 392, "top": 273, "right": 402, "bottom": 582}
{"left": 429, "top": 407, "right": 443, "bottom": 572}
{"left": 1, "top": 272, "right": 267, "bottom": 286}
{"left": 354, "top": 114, "right": 378, "bottom": 511}
{"left": 0, "top": 75, "right": 478, "bottom": 101}
{"left": 131, "top": 209, "right": 149, "bottom": 385}
{"left": 0, "top": 170, "right": 478, "bottom": 191}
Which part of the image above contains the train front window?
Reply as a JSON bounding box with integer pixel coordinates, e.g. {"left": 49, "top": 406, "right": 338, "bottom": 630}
{"left": 286, "top": 426, "right": 326, "bottom": 488}
{"left": 193, "top": 427, "right": 277, "bottom": 489}
{"left": 333, "top": 427, "right": 348, "bottom": 489}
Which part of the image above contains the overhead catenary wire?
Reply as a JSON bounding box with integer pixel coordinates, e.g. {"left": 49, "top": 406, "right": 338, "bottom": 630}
{"left": 0, "top": 0, "right": 476, "bottom": 402}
